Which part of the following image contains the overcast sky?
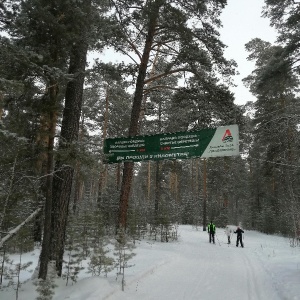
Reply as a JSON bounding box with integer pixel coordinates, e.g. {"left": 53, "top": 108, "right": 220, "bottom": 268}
{"left": 220, "top": 0, "right": 278, "bottom": 105}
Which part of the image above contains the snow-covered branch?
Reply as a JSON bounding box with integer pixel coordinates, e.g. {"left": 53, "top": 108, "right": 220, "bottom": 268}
{"left": 0, "top": 207, "right": 42, "bottom": 249}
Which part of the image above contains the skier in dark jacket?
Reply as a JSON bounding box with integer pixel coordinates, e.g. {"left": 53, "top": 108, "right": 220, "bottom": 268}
{"left": 207, "top": 221, "right": 216, "bottom": 244}
{"left": 234, "top": 226, "right": 244, "bottom": 247}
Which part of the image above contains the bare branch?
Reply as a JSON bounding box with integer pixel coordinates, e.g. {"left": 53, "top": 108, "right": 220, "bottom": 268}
{"left": 123, "top": 38, "right": 142, "bottom": 61}
{"left": 143, "top": 85, "right": 182, "bottom": 95}
{"left": 110, "top": 0, "right": 142, "bottom": 61}
{"left": 114, "top": 46, "right": 140, "bottom": 65}
{"left": 0, "top": 155, "right": 17, "bottom": 230}
{"left": 144, "top": 67, "right": 192, "bottom": 85}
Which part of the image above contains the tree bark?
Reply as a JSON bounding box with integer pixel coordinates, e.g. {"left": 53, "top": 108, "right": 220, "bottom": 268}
{"left": 118, "top": 0, "right": 162, "bottom": 230}
{"left": 0, "top": 155, "right": 17, "bottom": 232}
{"left": 154, "top": 161, "right": 161, "bottom": 224}
{"left": 50, "top": 33, "right": 89, "bottom": 276}
{"left": 202, "top": 158, "right": 207, "bottom": 231}
{"left": 38, "top": 102, "right": 57, "bottom": 279}
{"left": 98, "top": 88, "right": 109, "bottom": 203}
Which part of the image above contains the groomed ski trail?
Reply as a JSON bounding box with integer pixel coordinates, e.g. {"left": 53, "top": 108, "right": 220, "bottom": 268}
{"left": 100, "top": 226, "right": 282, "bottom": 300}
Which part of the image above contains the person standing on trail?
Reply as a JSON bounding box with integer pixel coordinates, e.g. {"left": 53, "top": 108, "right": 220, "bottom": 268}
{"left": 234, "top": 226, "right": 244, "bottom": 247}
{"left": 207, "top": 221, "right": 216, "bottom": 244}
{"left": 225, "top": 225, "right": 232, "bottom": 244}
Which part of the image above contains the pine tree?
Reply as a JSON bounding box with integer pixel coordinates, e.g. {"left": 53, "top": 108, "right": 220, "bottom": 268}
{"left": 88, "top": 242, "right": 114, "bottom": 277}
{"left": 244, "top": 38, "right": 300, "bottom": 234}
{"left": 114, "top": 232, "right": 136, "bottom": 291}
{"left": 35, "top": 261, "right": 57, "bottom": 300}
{"left": 106, "top": 0, "right": 236, "bottom": 231}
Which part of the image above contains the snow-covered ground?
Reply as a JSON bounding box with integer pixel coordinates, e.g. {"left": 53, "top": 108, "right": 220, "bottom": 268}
{"left": 1, "top": 225, "right": 300, "bottom": 300}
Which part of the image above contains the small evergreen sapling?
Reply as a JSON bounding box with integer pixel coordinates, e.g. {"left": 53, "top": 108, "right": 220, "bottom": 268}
{"left": 87, "top": 246, "right": 114, "bottom": 277}
{"left": 2, "top": 250, "right": 32, "bottom": 300}
{"left": 114, "top": 231, "right": 136, "bottom": 291}
{"left": 35, "top": 261, "right": 57, "bottom": 300}
{"left": 62, "top": 236, "right": 84, "bottom": 286}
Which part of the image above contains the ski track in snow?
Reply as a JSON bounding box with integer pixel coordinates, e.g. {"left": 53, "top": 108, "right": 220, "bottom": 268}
{"left": 4, "top": 225, "right": 297, "bottom": 300}
{"left": 101, "top": 227, "right": 282, "bottom": 300}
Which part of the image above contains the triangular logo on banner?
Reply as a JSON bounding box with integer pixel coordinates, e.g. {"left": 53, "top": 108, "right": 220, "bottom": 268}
{"left": 222, "top": 129, "right": 233, "bottom": 143}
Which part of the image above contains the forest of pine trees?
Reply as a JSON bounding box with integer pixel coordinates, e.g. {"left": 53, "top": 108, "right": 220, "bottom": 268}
{"left": 0, "top": 0, "right": 299, "bottom": 295}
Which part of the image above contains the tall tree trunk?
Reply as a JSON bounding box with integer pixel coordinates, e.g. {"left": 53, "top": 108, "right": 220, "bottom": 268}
{"left": 38, "top": 96, "right": 58, "bottom": 279}
{"left": 116, "top": 163, "right": 121, "bottom": 190}
{"left": 154, "top": 161, "right": 161, "bottom": 224}
{"left": 202, "top": 158, "right": 207, "bottom": 231}
{"left": 72, "top": 118, "right": 85, "bottom": 213}
{"left": 154, "top": 93, "right": 162, "bottom": 222}
{"left": 50, "top": 34, "right": 89, "bottom": 276}
{"left": 0, "top": 156, "right": 17, "bottom": 232}
{"left": 72, "top": 165, "right": 83, "bottom": 214}
{"left": 98, "top": 88, "right": 109, "bottom": 203}
{"left": 148, "top": 161, "right": 151, "bottom": 201}
{"left": 0, "top": 92, "right": 3, "bottom": 121}
{"left": 34, "top": 113, "right": 53, "bottom": 245}
{"left": 118, "top": 1, "right": 162, "bottom": 230}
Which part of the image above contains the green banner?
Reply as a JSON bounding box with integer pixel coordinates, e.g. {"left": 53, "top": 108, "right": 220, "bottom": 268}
{"left": 103, "top": 125, "right": 239, "bottom": 163}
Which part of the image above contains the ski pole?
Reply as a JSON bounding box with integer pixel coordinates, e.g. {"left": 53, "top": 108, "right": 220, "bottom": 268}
{"left": 215, "top": 234, "right": 221, "bottom": 246}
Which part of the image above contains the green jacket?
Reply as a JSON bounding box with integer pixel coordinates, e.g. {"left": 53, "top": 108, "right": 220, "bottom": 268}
{"left": 208, "top": 223, "right": 216, "bottom": 233}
